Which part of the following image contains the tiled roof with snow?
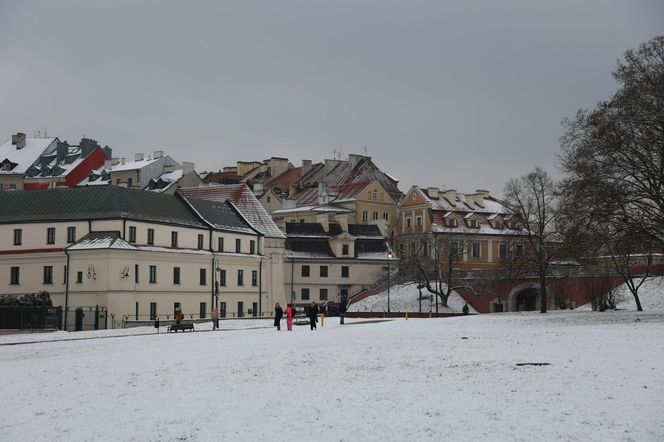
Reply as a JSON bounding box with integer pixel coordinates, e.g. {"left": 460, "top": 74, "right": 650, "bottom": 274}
{"left": 0, "top": 137, "right": 57, "bottom": 175}
{"left": 107, "top": 156, "right": 163, "bottom": 172}
{"left": 177, "top": 184, "right": 285, "bottom": 239}
{"left": 67, "top": 231, "right": 137, "bottom": 251}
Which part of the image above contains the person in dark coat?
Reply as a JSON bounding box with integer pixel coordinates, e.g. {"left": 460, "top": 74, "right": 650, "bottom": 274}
{"left": 462, "top": 303, "right": 470, "bottom": 315}
{"left": 274, "top": 303, "right": 283, "bottom": 331}
{"left": 339, "top": 301, "right": 347, "bottom": 325}
{"left": 308, "top": 302, "right": 318, "bottom": 330}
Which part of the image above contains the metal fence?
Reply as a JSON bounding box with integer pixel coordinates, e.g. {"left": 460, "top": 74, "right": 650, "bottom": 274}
{"left": 0, "top": 306, "right": 62, "bottom": 330}
{"left": 62, "top": 306, "right": 108, "bottom": 332}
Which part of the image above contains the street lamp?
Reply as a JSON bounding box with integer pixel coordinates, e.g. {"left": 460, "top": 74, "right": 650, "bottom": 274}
{"left": 387, "top": 251, "right": 393, "bottom": 313}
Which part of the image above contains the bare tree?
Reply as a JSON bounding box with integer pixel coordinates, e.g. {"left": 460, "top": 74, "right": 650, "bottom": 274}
{"left": 608, "top": 233, "right": 658, "bottom": 311}
{"left": 400, "top": 235, "right": 472, "bottom": 310}
{"left": 503, "top": 167, "right": 560, "bottom": 313}
{"left": 560, "top": 36, "right": 664, "bottom": 247}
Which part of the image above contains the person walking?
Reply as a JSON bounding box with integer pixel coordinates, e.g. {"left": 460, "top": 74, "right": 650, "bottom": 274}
{"left": 274, "top": 303, "right": 283, "bottom": 331}
{"left": 462, "top": 303, "right": 470, "bottom": 315}
{"left": 308, "top": 302, "right": 318, "bottom": 331}
{"left": 211, "top": 307, "right": 219, "bottom": 330}
{"left": 286, "top": 303, "right": 296, "bottom": 331}
{"left": 339, "top": 301, "right": 346, "bottom": 325}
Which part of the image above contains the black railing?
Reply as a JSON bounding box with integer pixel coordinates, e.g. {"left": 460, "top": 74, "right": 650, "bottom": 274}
{"left": 0, "top": 306, "right": 62, "bottom": 330}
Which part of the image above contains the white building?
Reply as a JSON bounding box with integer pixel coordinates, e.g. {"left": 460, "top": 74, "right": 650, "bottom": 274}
{"left": 0, "top": 186, "right": 286, "bottom": 329}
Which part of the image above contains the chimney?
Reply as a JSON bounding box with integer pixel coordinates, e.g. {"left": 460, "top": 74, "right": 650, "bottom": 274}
{"left": 135, "top": 152, "right": 144, "bottom": 161}
{"left": 56, "top": 141, "right": 69, "bottom": 163}
{"left": 301, "top": 159, "right": 312, "bottom": 176}
{"left": 11, "top": 133, "right": 26, "bottom": 149}
{"left": 444, "top": 189, "right": 457, "bottom": 203}
{"left": 154, "top": 150, "right": 164, "bottom": 159}
{"left": 427, "top": 187, "right": 439, "bottom": 199}
{"left": 253, "top": 182, "right": 264, "bottom": 196}
{"left": 104, "top": 159, "right": 111, "bottom": 170}
{"left": 318, "top": 182, "right": 329, "bottom": 204}
{"left": 121, "top": 158, "right": 126, "bottom": 165}
{"left": 183, "top": 162, "right": 195, "bottom": 175}
{"left": 103, "top": 146, "right": 112, "bottom": 160}
{"left": 348, "top": 153, "right": 364, "bottom": 169}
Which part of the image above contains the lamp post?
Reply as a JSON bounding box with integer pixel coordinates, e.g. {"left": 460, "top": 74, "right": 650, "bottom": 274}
{"left": 387, "top": 251, "right": 393, "bottom": 313}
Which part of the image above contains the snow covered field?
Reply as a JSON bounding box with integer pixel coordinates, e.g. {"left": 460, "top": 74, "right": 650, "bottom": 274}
{"left": 2, "top": 312, "right": 663, "bottom": 441}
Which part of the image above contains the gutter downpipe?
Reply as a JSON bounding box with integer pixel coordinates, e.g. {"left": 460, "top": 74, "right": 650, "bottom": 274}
{"left": 64, "top": 249, "right": 71, "bottom": 331}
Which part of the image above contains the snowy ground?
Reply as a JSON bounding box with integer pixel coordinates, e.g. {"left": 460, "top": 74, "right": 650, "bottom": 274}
{"left": 348, "top": 281, "right": 477, "bottom": 313}
{"left": 2, "top": 312, "right": 663, "bottom": 442}
{"left": 576, "top": 276, "right": 664, "bottom": 311}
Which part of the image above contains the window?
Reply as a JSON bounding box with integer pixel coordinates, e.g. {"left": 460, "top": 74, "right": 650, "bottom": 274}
{"left": 173, "top": 267, "right": 181, "bottom": 284}
{"left": 472, "top": 241, "right": 481, "bottom": 258}
{"left": 128, "top": 177, "right": 133, "bottom": 187}
{"left": 77, "top": 271, "right": 83, "bottom": 283}
{"left": 65, "top": 226, "right": 75, "bottom": 243}
{"left": 171, "top": 231, "right": 178, "bottom": 247}
{"left": 320, "top": 288, "right": 328, "bottom": 301}
{"left": 342, "top": 244, "right": 349, "bottom": 256}
{"left": 219, "top": 269, "right": 226, "bottom": 286}
{"left": 372, "top": 211, "right": 379, "bottom": 220}
{"left": 341, "top": 266, "right": 349, "bottom": 278}
{"left": 237, "top": 269, "right": 244, "bottom": 286}
{"left": 251, "top": 270, "right": 258, "bottom": 286}
{"left": 450, "top": 241, "right": 459, "bottom": 255}
{"left": 250, "top": 240, "right": 256, "bottom": 254}
{"left": 267, "top": 196, "right": 271, "bottom": 203}
{"left": 150, "top": 303, "right": 157, "bottom": 320}
{"left": 320, "top": 265, "right": 328, "bottom": 277}
{"left": 499, "top": 243, "right": 507, "bottom": 260}
{"left": 448, "top": 218, "right": 458, "bottom": 228}
{"left": 340, "top": 289, "right": 348, "bottom": 300}
{"left": 416, "top": 216, "right": 422, "bottom": 227}
{"left": 10, "top": 267, "right": 19, "bottom": 285}
{"left": 13, "top": 229, "right": 21, "bottom": 246}
{"left": 362, "top": 210, "right": 368, "bottom": 223}
{"left": 135, "top": 264, "right": 139, "bottom": 283}
{"left": 237, "top": 301, "right": 244, "bottom": 317}
{"left": 494, "top": 220, "right": 503, "bottom": 229}
{"left": 147, "top": 228, "right": 154, "bottom": 245}
{"left": 406, "top": 218, "right": 412, "bottom": 228}
{"left": 47, "top": 227, "right": 55, "bottom": 244}
{"left": 200, "top": 302, "right": 206, "bottom": 319}
{"left": 301, "top": 288, "right": 310, "bottom": 300}
{"left": 373, "top": 190, "right": 378, "bottom": 200}
{"left": 301, "top": 265, "right": 310, "bottom": 277}
{"left": 200, "top": 268, "right": 207, "bottom": 285}
{"left": 218, "top": 237, "right": 224, "bottom": 252}
{"left": 43, "top": 266, "right": 53, "bottom": 284}
{"left": 197, "top": 234, "right": 204, "bottom": 249}
{"left": 236, "top": 239, "right": 241, "bottom": 253}
{"left": 149, "top": 265, "right": 157, "bottom": 283}
{"left": 128, "top": 226, "right": 136, "bottom": 243}
{"left": 515, "top": 244, "right": 524, "bottom": 257}
{"left": 383, "top": 212, "right": 389, "bottom": 221}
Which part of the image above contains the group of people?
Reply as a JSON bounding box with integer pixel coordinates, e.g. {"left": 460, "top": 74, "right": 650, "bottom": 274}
{"left": 273, "top": 302, "right": 320, "bottom": 331}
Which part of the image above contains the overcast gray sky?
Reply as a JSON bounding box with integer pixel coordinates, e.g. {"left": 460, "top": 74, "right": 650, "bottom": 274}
{"left": 1, "top": 1, "right": 662, "bottom": 195}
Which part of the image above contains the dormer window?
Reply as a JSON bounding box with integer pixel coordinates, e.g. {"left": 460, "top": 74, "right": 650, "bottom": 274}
{"left": 494, "top": 220, "right": 503, "bottom": 229}
{"left": 448, "top": 218, "right": 458, "bottom": 228}
{"left": 468, "top": 219, "right": 479, "bottom": 228}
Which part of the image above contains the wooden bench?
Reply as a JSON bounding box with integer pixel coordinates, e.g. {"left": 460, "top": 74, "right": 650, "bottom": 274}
{"left": 167, "top": 323, "right": 194, "bottom": 333}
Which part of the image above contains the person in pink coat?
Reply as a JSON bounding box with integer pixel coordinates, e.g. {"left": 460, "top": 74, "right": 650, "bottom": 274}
{"left": 285, "top": 304, "right": 296, "bottom": 331}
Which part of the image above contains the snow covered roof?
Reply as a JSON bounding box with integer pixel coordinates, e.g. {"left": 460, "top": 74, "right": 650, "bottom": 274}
{"left": 144, "top": 169, "right": 184, "bottom": 193}
{"left": 67, "top": 231, "right": 137, "bottom": 251}
{"left": 107, "top": 156, "right": 161, "bottom": 172}
{"left": 0, "top": 137, "right": 58, "bottom": 175}
{"left": 178, "top": 184, "right": 285, "bottom": 239}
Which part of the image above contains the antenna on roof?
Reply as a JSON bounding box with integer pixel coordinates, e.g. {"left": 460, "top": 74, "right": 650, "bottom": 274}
{"left": 333, "top": 146, "right": 344, "bottom": 161}
{"left": 364, "top": 143, "right": 368, "bottom": 157}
